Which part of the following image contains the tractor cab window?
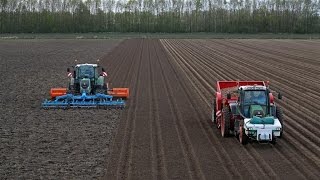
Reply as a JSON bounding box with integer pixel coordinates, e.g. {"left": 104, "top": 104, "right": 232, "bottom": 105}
{"left": 243, "top": 90, "right": 267, "bottom": 118}
{"left": 78, "top": 65, "right": 95, "bottom": 79}
{"left": 244, "top": 90, "right": 267, "bottom": 105}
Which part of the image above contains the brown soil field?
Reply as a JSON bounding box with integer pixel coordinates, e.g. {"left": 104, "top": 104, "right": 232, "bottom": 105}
{"left": 1, "top": 39, "right": 320, "bottom": 179}
{"left": 103, "top": 39, "right": 320, "bottom": 179}
{"left": 0, "top": 39, "right": 123, "bottom": 179}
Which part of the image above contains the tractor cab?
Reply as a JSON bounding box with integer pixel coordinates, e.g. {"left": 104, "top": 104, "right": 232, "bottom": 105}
{"left": 237, "top": 85, "right": 269, "bottom": 118}
{"left": 67, "top": 64, "right": 107, "bottom": 94}
{"left": 76, "top": 64, "right": 98, "bottom": 79}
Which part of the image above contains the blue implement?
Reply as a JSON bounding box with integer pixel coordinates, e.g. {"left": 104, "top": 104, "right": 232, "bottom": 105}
{"left": 42, "top": 92, "right": 125, "bottom": 109}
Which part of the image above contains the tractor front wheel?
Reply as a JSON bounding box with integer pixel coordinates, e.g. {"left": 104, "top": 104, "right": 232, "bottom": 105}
{"left": 239, "top": 125, "right": 248, "bottom": 145}
{"left": 271, "top": 135, "right": 277, "bottom": 145}
{"left": 276, "top": 106, "right": 284, "bottom": 138}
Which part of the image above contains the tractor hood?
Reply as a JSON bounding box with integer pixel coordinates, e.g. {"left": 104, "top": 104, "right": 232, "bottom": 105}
{"left": 250, "top": 105, "right": 265, "bottom": 117}
{"left": 251, "top": 116, "right": 274, "bottom": 124}
{"left": 244, "top": 117, "right": 281, "bottom": 128}
{"left": 244, "top": 117, "right": 282, "bottom": 141}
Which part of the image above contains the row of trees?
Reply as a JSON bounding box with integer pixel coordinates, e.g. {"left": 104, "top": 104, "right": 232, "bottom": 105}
{"left": 1, "top": 0, "right": 320, "bottom": 33}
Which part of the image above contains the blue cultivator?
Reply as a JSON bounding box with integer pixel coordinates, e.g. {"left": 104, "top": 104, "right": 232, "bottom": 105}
{"left": 42, "top": 63, "right": 129, "bottom": 109}
{"left": 42, "top": 92, "right": 125, "bottom": 109}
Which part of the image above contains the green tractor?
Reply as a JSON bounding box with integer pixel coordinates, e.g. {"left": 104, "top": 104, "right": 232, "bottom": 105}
{"left": 212, "top": 81, "right": 284, "bottom": 144}
{"left": 42, "top": 63, "right": 129, "bottom": 109}
{"left": 67, "top": 63, "right": 108, "bottom": 95}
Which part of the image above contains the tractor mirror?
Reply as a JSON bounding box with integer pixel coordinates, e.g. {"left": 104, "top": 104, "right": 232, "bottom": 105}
{"left": 67, "top": 68, "right": 70, "bottom": 72}
{"left": 227, "top": 93, "right": 231, "bottom": 99}
{"left": 278, "top": 93, "right": 282, "bottom": 100}
{"left": 102, "top": 68, "right": 105, "bottom": 72}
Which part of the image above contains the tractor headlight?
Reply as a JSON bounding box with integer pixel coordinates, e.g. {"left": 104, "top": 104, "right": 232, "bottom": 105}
{"left": 276, "top": 127, "right": 281, "bottom": 131}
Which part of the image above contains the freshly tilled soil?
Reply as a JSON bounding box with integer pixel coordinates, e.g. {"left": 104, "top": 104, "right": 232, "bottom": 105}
{"left": 103, "top": 39, "right": 320, "bottom": 180}
{"left": 1, "top": 39, "right": 320, "bottom": 179}
{"left": 1, "top": 109, "right": 120, "bottom": 179}
{"left": 0, "top": 39, "right": 123, "bottom": 179}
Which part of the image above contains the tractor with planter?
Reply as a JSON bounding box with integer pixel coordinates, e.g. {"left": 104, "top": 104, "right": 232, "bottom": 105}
{"left": 212, "top": 81, "right": 283, "bottom": 144}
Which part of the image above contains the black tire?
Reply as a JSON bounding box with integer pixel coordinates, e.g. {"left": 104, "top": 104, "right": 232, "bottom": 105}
{"left": 95, "top": 88, "right": 106, "bottom": 94}
{"left": 221, "top": 107, "right": 230, "bottom": 137}
{"left": 67, "top": 84, "right": 75, "bottom": 95}
{"left": 271, "top": 135, "right": 277, "bottom": 145}
{"left": 276, "top": 106, "right": 284, "bottom": 138}
{"left": 212, "top": 100, "right": 216, "bottom": 123}
{"left": 239, "top": 125, "right": 249, "bottom": 145}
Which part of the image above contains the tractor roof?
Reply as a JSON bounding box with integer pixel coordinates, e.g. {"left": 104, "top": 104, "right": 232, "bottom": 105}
{"left": 75, "top": 63, "right": 98, "bottom": 67}
{"left": 239, "top": 85, "right": 266, "bottom": 91}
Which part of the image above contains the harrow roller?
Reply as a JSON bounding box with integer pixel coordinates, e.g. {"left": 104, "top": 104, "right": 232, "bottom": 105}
{"left": 42, "top": 92, "right": 125, "bottom": 109}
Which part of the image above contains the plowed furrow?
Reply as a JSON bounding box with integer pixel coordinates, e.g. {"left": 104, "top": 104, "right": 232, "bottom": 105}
{"left": 180, "top": 40, "right": 320, "bottom": 136}
{"left": 160, "top": 39, "right": 317, "bottom": 177}
{"left": 222, "top": 39, "right": 320, "bottom": 69}
{"left": 175, "top": 39, "right": 320, "bottom": 174}
{"left": 162, "top": 39, "right": 276, "bottom": 179}
{"left": 103, "top": 40, "right": 138, "bottom": 85}
{"left": 169, "top": 39, "right": 286, "bottom": 178}
{"left": 127, "top": 40, "right": 155, "bottom": 179}
{"left": 235, "top": 39, "right": 320, "bottom": 62}
{"left": 102, "top": 39, "right": 320, "bottom": 180}
{"left": 154, "top": 40, "right": 206, "bottom": 180}
{"left": 103, "top": 39, "right": 144, "bottom": 179}
{"left": 162, "top": 40, "right": 264, "bottom": 179}
{"left": 195, "top": 40, "right": 320, "bottom": 101}
{"left": 149, "top": 42, "right": 168, "bottom": 180}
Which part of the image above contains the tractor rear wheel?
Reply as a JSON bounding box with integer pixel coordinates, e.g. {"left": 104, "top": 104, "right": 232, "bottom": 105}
{"left": 221, "top": 107, "right": 230, "bottom": 137}
{"left": 239, "top": 125, "right": 248, "bottom": 145}
{"left": 67, "top": 85, "right": 75, "bottom": 95}
{"left": 95, "top": 88, "right": 106, "bottom": 94}
{"left": 276, "top": 106, "right": 284, "bottom": 138}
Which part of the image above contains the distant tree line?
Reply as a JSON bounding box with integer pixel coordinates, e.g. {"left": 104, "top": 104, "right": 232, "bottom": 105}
{"left": 0, "top": 0, "right": 320, "bottom": 33}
